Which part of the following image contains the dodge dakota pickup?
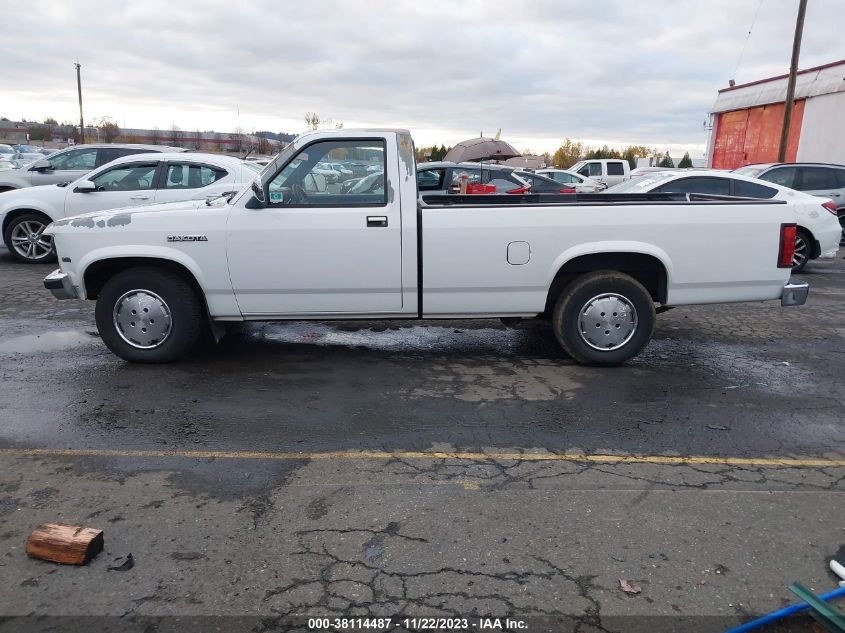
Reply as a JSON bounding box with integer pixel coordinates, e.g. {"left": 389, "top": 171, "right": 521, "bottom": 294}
{"left": 42, "top": 129, "right": 808, "bottom": 365}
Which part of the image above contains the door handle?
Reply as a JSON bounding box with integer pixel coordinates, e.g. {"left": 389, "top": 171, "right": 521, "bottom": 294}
{"left": 130, "top": 195, "right": 150, "bottom": 200}
{"left": 367, "top": 216, "right": 388, "bottom": 227}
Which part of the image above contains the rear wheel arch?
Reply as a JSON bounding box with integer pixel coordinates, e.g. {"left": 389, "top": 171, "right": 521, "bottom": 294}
{"left": 544, "top": 252, "right": 668, "bottom": 316}
{"left": 795, "top": 225, "right": 819, "bottom": 259}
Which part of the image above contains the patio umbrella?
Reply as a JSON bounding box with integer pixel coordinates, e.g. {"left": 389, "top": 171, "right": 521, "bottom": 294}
{"left": 443, "top": 137, "right": 520, "bottom": 163}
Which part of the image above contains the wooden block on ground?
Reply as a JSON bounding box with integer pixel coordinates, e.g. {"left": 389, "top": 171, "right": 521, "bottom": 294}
{"left": 26, "top": 523, "right": 104, "bottom": 565}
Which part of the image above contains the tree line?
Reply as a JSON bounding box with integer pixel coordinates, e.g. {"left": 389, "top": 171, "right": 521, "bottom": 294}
{"left": 552, "top": 138, "right": 692, "bottom": 170}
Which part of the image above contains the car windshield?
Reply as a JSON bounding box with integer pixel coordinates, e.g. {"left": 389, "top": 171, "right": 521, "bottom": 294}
{"left": 733, "top": 165, "right": 768, "bottom": 178}
{"left": 605, "top": 175, "right": 674, "bottom": 192}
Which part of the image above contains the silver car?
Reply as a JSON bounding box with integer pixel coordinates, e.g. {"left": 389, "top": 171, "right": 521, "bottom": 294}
{"left": 734, "top": 163, "right": 845, "bottom": 244}
{"left": 0, "top": 143, "right": 186, "bottom": 192}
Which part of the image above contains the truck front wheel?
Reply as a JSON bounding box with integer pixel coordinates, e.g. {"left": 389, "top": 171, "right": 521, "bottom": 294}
{"left": 95, "top": 267, "right": 203, "bottom": 363}
{"left": 552, "top": 271, "right": 655, "bottom": 366}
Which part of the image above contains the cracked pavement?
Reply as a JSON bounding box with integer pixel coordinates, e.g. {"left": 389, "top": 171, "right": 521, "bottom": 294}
{"left": 0, "top": 247, "right": 843, "bottom": 632}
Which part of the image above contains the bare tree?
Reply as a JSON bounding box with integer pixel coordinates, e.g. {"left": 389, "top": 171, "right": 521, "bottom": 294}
{"left": 170, "top": 124, "right": 180, "bottom": 147}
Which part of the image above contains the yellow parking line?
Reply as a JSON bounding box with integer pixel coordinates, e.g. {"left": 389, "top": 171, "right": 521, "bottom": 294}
{"left": 0, "top": 447, "right": 843, "bottom": 468}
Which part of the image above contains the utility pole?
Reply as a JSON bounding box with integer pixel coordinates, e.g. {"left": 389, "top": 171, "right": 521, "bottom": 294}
{"left": 778, "top": 0, "right": 808, "bottom": 162}
{"left": 74, "top": 62, "right": 84, "bottom": 144}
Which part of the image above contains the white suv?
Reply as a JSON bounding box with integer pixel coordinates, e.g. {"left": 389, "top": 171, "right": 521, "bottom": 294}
{"left": 0, "top": 144, "right": 185, "bottom": 192}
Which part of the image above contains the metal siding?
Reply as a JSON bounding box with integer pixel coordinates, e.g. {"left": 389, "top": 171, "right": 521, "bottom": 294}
{"left": 796, "top": 92, "right": 845, "bottom": 163}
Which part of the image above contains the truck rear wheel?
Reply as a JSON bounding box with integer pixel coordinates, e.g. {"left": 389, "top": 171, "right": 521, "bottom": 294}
{"left": 94, "top": 267, "right": 203, "bottom": 363}
{"left": 552, "top": 271, "right": 655, "bottom": 366}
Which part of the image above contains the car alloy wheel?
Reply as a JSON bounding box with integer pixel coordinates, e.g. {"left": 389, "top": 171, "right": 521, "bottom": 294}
{"left": 792, "top": 233, "right": 809, "bottom": 269}
{"left": 10, "top": 219, "right": 53, "bottom": 261}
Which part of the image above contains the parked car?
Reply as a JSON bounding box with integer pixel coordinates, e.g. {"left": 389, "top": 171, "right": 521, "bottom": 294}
{"left": 569, "top": 159, "right": 631, "bottom": 187}
{"left": 327, "top": 162, "right": 354, "bottom": 180}
{"left": 38, "top": 148, "right": 58, "bottom": 156}
{"left": 10, "top": 152, "right": 45, "bottom": 168}
{"left": 511, "top": 170, "right": 579, "bottom": 193}
{"left": 0, "top": 144, "right": 15, "bottom": 159}
{"left": 734, "top": 163, "right": 845, "bottom": 245}
{"left": 417, "top": 161, "right": 530, "bottom": 195}
{"left": 606, "top": 170, "right": 840, "bottom": 271}
{"left": 535, "top": 168, "right": 606, "bottom": 192}
{"left": 0, "top": 152, "right": 254, "bottom": 263}
{"left": 0, "top": 144, "right": 185, "bottom": 192}
{"left": 43, "top": 128, "right": 807, "bottom": 366}
{"left": 12, "top": 144, "right": 43, "bottom": 154}
{"left": 0, "top": 159, "right": 15, "bottom": 171}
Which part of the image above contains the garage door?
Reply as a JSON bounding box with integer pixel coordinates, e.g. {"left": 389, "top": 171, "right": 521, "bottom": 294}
{"left": 711, "top": 100, "right": 804, "bottom": 169}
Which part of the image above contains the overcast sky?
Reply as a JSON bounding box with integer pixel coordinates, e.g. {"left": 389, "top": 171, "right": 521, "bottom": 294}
{"left": 3, "top": 0, "right": 843, "bottom": 155}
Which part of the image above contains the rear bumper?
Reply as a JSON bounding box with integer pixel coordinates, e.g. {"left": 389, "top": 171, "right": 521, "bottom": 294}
{"left": 43, "top": 269, "right": 78, "bottom": 300}
{"left": 781, "top": 281, "right": 809, "bottom": 306}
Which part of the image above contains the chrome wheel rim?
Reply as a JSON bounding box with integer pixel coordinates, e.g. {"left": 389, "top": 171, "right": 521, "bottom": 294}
{"left": 578, "top": 293, "right": 638, "bottom": 351}
{"left": 112, "top": 289, "right": 172, "bottom": 349}
{"left": 792, "top": 234, "right": 808, "bottom": 268}
{"left": 10, "top": 220, "right": 53, "bottom": 260}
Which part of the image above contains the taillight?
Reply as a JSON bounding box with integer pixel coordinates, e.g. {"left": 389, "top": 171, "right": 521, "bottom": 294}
{"left": 822, "top": 200, "right": 838, "bottom": 216}
{"left": 507, "top": 186, "right": 530, "bottom": 194}
{"left": 559, "top": 187, "right": 576, "bottom": 194}
{"left": 778, "top": 223, "right": 796, "bottom": 268}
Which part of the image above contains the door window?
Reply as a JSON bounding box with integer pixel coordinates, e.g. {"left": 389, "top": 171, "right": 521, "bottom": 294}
{"left": 733, "top": 179, "right": 778, "bottom": 198}
{"left": 90, "top": 163, "right": 158, "bottom": 192}
{"left": 417, "top": 168, "right": 445, "bottom": 191}
{"left": 760, "top": 166, "right": 797, "bottom": 188}
{"left": 653, "top": 177, "right": 730, "bottom": 195}
{"left": 164, "top": 164, "right": 227, "bottom": 189}
{"left": 799, "top": 167, "right": 836, "bottom": 191}
{"left": 97, "top": 147, "right": 154, "bottom": 166}
{"left": 607, "top": 162, "right": 625, "bottom": 176}
{"left": 48, "top": 148, "right": 97, "bottom": 171}
{"left": 268, "top": 140, "right": 386, "bottom": 206}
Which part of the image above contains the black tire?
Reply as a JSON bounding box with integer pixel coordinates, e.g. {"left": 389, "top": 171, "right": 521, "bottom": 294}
{"left": 95, "top": 267, "right": 203, "bottom": 363}
{"left": 791, "top": 230, "right": 812, "bottom": 273}
{"left": 3, "top": 212, "right": 57, "bottom": 263}
{"left": 552, "top": 271, "right": 656, "bottom": 366}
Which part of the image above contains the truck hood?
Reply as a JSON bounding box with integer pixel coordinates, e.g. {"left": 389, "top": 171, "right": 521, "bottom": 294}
{"left": 46, "top": 198, "right": 215, "bottom": 233}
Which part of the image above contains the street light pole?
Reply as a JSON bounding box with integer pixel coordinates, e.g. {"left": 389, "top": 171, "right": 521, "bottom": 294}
{"left": 777, "top": 0, "right": 808, "bottom": 162}
{"left": 74, "top": 62, "right": 84, "bottom": 144}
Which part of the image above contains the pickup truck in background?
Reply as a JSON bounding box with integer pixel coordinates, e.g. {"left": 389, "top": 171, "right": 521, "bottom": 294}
{"left": 569, "top": 158, "right": 631, "bottom": 187}
{"left": 43, "top": 129, "right": 808, "bottom": 366}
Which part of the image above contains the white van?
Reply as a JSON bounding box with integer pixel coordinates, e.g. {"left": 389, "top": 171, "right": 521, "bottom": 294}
{"left": 569, "top": 159, "right": 631, "bottom": 187}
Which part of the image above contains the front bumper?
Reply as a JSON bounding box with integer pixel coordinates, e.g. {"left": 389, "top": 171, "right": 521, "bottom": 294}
{"left": 781, "top": 281, "right": 809, "bottom": 306}
{"left": 44, "top": 269, "right": 78, "bottom": 300}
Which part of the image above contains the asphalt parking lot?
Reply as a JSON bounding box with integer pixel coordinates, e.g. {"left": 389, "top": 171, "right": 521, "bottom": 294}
{"left": 0, "top": 247, "right": 843, "bottom": 632}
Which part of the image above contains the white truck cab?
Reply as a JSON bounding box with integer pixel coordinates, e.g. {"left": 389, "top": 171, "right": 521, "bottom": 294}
{"left": 569, "top": 159, "right": 631, "bottom": 187}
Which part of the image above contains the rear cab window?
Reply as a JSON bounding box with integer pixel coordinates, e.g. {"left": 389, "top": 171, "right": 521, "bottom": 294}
{"left": 607, "top": 162, "right": 625, "bottom": 176}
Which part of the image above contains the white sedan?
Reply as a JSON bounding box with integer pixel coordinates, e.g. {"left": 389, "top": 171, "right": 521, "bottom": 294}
{"left": 1, "top": 152, "right": 258, "bottom": 263}
{"left": 606, "top": 170, "right": 841, "bottom": 272}
{"left": 534, "top": 168, "right": 605, "bottom": 192}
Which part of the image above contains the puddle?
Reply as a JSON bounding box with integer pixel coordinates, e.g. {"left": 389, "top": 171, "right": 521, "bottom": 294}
{"left": 0, "top": 330, "right": 99, "bottom": 354}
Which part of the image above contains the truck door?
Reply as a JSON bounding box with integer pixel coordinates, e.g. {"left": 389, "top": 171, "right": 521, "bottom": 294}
{"left": 226, "top": 137, "right": 404, "bottom": 316}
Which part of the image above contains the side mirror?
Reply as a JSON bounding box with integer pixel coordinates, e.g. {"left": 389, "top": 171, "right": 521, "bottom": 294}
{"left": 74, "top": 179, "right": 96, "bottom": 193}
{"left": 30, "top": 159, "right": 53, "bottom": 172}
{"left": 250, "top": 177, "right": 266, "bottom": 204}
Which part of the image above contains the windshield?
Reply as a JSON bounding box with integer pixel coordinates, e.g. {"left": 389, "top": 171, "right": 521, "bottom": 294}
{"left": 733, "top": 165, "right": 768, "bottom": 178}
{"left": 605, "top": 174, "right": 674, "bottom": 193}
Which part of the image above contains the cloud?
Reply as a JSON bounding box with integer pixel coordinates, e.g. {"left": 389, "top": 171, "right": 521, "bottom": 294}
{"left": 2, "top": 0, "right": 842, "bottom": 154}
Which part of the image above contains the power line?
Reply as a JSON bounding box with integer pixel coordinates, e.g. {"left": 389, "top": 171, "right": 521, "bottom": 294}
{"left": 732, "top": 0, "right": 765, "bottom": 81}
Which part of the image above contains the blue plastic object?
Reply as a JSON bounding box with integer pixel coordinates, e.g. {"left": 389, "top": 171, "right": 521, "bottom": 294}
{"left": 723, "top": 585, "right": 845, "bottom": 633}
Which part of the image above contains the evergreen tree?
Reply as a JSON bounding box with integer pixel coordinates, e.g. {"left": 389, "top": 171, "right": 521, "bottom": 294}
{"left": 678, "top": 152, "right": 693, "bottom": 168}
{"left": 658, "top": 151, "right": 675, "bottom": 168}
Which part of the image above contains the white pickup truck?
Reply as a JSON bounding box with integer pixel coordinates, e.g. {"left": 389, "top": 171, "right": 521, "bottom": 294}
{"left": 43, "top": 128, "right": 808, "bottom": 366}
